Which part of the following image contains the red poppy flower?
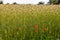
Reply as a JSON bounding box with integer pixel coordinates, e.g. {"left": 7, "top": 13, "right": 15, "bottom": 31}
{"left": 35, "top": 25, "right": 39, "bottom": 29}
{"left": 42, "top": 27, "right": 46, "bottom": 31}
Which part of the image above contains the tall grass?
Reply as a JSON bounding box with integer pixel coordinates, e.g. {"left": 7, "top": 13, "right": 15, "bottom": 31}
{"left": 0, "top": 5, "right": 60, "bottom": 40}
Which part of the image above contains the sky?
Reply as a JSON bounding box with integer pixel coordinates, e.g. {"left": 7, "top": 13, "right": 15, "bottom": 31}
{"left": 2, "top": 0, "right": 49, "bottom": 4}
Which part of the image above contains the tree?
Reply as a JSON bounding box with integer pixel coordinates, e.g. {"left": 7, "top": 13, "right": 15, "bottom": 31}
{"left": 38, "top": 2, "right": 44, "bottom": 5}
{"left": 0, "top": 0, "right": 3, "bottom": 4}
{"left": 13, "top": 2, "right": 17, "bottom": 4}
{"left": 58, "top": 0, "right": 60, "bottom": 4}
{"left": 52, "top": 0, "right": 58, "bottom": 4}
{"left": 49, "top": 0, "right": 52, "bottom": 4}
{"left": 50, "top": 0, "right": 60, "bottom": 4}
{"left": 6, "top": 3, "right": 9, "bottom": 4}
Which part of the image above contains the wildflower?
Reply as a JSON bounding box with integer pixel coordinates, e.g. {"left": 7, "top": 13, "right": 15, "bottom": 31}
{"left": 34, "top": 25, "right": 39, "bottom": 33}
{"left": 42, "top": 27, "right": 46, "bottom": 32}
{"left": 35, "top": 25, "right": 39, "bottom": 29}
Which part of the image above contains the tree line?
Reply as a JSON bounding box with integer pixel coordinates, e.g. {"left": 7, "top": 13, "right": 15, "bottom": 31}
{"left": 38, "top": 0, "right": 60, "bottom": 5}
{"left": 49, "top": 0, "right": 60, "bottom": 4}
{"left": 0, "top": 0, "right": 60, "bottom": 5}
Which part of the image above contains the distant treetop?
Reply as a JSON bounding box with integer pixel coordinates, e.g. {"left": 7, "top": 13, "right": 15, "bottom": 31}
{"left": 0, "top": 0, "right": 3, "bottom": 4}
{"left": 38, "top": 2, "right": 44, "bottom": 5}
{"left": 50, "top": 0, "right": 60, "bottom": 4}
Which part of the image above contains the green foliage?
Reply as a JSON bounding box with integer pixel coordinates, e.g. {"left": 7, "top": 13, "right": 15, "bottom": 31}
{"left": 50, "top": 0, "right": 58, "bottom": 4}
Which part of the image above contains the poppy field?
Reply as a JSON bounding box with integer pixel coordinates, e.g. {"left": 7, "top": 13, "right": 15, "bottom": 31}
{"left": 0, "top": 5, "right": 60, "bottom": 40}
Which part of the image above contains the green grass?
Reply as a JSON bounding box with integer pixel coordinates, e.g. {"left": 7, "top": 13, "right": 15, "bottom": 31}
{"left": 0, "top": 5, "right": 60, "bottom": 40}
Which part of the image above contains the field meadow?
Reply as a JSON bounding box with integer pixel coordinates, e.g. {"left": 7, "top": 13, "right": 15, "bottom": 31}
{"left": 0, "top": 4, "right": 60, "bottom": 40}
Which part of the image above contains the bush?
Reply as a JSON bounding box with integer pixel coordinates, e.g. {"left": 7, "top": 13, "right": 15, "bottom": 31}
{"left": 50, "top": 0, "right": 60, "bottom": 4}
{"left": 38, "top": 2, "right": 44, "bottom": 5}
{"left": 6, "top": 3, "right": 9, "bottom": 4}
{"left": 0, "top": 1, "right": 3, "bottom": 4}
{"left": 13, "top": 2, "right": 17, "bottom": 4}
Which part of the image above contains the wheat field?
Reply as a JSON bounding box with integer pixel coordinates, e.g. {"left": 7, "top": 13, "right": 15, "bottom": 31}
{"left": 0, "top": 4, "right": 60, "bottom": 40}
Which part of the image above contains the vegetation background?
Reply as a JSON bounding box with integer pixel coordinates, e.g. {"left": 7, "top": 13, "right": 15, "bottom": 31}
{"left": 0, "top": 0, "right": 60, "bottom": 40}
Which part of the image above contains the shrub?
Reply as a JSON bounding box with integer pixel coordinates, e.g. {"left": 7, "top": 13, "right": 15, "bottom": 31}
{"left": 0, "top": 1, "right": 3, "bottom": 4}
{"left": 38, "top": 2, "right": 44, "bottom": 5}
{"left": 13, "top": 2, "right": 17, "bottom": 4}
